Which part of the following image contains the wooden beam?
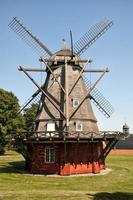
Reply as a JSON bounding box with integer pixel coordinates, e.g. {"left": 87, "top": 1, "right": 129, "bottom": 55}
{"left": 83, "top": 68, "right": 109, "bottom": 73}
{"left": 19, "top": 66, "right": 66, "bottom": 118}
{"left": 40, "top": 57, "right": 66, "bottom": 94}
{"left": 18, "top": 66, "right": 109, "bottom": 73}
{"left": 69, "top": 70, "right": 107, "bottom": 120}
{"left": 68, "top": 67, "right": 84, "bottom": 96}
{"left": 43, "top": 58, "right": 88, "bottom": 63}
{"left": 19, "top": 67, "right": 46, "bottom": 72}
{"left": 68, "top": 58, "right": 94, "bottom": 96}
{"left": 64, "top": 142, "right": 67, "bottom": 163}
{"left": 65, "top": 58, "right": 69, "bottom": 129}
{"left": 18, "top": 88, "right": 41, "bottom": 113}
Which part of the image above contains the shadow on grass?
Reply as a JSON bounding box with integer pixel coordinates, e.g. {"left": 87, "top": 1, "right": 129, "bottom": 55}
{"left": 88, "top": 192, "right": 133, "bottom": 200}
{"left": 0, "top": 161, "right": 25, "bottom": 173}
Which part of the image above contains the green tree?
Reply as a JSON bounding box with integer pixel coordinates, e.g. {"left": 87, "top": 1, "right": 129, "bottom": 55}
{"left": 23, "top": 103, "right": 38, "bottom": 132}
{"left": 0, "top": 88, "right": 24, "bottom": 154}
{"left": 15, "top": 103, "right": 38, "bottom": 161}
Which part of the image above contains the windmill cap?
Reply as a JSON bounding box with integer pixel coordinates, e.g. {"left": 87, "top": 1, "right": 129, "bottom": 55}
{"left": 48, "top": 48, "right": 82, "bottom": 70}
{"left": 54, "top": 48, "right": 76, "bottom": 56}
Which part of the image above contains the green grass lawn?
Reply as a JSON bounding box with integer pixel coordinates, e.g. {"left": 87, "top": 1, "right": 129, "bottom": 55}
{"left": 0, "top": 151, "right": 133, "bottom": 200}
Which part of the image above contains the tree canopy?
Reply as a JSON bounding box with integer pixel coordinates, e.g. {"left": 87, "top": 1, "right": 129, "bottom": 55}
{"left": 0, "top": 88, "right": 24, "bottom": 154}
{"left": 0, "top": 88, "right": 39, "bottom": 156}
{"left": 23, "top": 103, "right": 38, "bottom": 132}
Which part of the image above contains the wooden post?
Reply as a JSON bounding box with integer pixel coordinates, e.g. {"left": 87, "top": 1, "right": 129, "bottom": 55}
{"left": 19, "top": 66, "right": 66, "bottom": 118}
{"left": 19, "top": 67, "right": 46, "bottom": 72}
{"left": 65, "top": 58, "right": 69, "bottom": 130}
{"left": 83, "top": 68, "right": 109, "bottom": 73}
{"left": 69, "top": 69, "right": 107, "bottom": 120}
{"left": 64, "top": 141, "right": 67, "bottom": 163}
{"left": 69, "top": 67, "right": 109, "bottom": 96}
{"left": 40, "top": 57, "right": 66, "bottom": 94}
{"left": 68, "top": 67, "right": 84, "bottom": 96}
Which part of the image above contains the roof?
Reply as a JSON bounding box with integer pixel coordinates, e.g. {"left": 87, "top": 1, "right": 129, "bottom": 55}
{"left": 55, "top": 48, "right": 74, "bottom": 56}
{"left": 49, "top": 47, "right": 81, "bottom": 62}
{"left": 116, "top": 134, "right": 133, "bottom": 149}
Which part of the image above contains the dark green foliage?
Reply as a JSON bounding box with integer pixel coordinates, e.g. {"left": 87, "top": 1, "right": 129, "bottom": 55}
{"left": 23, "top": 103, "right": 38, "bottom": 132}
{"left": 0, "top": 88, "right": 24, "bottom": 154}
{"left": 0, "top": 133, "right": 6, "bottom": 154}
{"left": 0, "top": 88, "right": 38, "bottom": 157}
{"left": 15, "top": 103, "right": 38, "bottom": 159}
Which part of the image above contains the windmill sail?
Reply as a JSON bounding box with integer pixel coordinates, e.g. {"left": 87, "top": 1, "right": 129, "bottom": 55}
{"left": 74, "top": 18, "right": 113, "bottom": 56}
{"left": 19, "top": 89, "right": 41, "bottom": 113}
{"left": 83, "top": 75, "right": 114, "bottom": 118}
{"left": 8, "top": 17, "right": 53, "bottom": 58}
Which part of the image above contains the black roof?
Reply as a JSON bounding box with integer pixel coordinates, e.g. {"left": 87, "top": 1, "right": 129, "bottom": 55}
{"left": 115, "top": 134, "right": 133, "bottom": 149}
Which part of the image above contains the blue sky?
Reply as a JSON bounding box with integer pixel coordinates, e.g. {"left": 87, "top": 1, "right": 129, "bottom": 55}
{"left": 0, "top": 0, "right": 133, "bottom": 133}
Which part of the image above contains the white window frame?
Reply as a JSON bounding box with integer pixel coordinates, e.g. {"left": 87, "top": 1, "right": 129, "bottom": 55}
{"left": 46, "top": 122, "right": 55, "bottom": 132}
{"left": 76, "top": 121, "right": 83, "bottom": 132}
{"left": 46, "top": 121, "right": 55, "bottom": 137}
{"left": 72, "top": 98, "right": 80, "bottom": 108}
{"left": 45, "top": 148, "right": 55, "bottom": 163}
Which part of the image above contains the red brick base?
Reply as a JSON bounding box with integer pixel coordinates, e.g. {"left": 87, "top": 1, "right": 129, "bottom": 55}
{"left": 26, "top": 142, "right": 105, "bottom": 175}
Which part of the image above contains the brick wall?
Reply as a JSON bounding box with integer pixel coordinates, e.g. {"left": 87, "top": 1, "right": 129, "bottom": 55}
{"left": 26, "top": 141, "right": 105, "bottom": 175}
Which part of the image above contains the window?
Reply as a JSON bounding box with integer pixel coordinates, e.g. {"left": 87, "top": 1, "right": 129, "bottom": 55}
{"left": 72, "top": 98, "right": 79, "bottom": 108}
{"left": 76, "top": 121, "right": 83, "bottom": 131}
{"left": 45, "top": 148, "right": 55, "bottom": 163}
{"left": 47, "top": 122, "right": 55, "bottom": 131}
{"left": 46, "top": 121, "right": 55, "bottom": 137}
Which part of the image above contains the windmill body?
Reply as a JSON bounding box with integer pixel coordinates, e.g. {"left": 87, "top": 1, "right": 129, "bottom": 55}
{"left": 9, "top": 18, "right": 128, "bottom": 175}
{"left": 35, "top": 48, "right": 98, "bottom": 135}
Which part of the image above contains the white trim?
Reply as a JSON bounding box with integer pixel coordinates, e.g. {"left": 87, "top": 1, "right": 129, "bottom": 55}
{"left": 46, "top": 122, "right": 55, "bottom": 131}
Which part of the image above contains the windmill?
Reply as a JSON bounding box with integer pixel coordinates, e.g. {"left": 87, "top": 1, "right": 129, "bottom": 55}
{"left": 9, "top": 17, "right": 127, "bottom": 175}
